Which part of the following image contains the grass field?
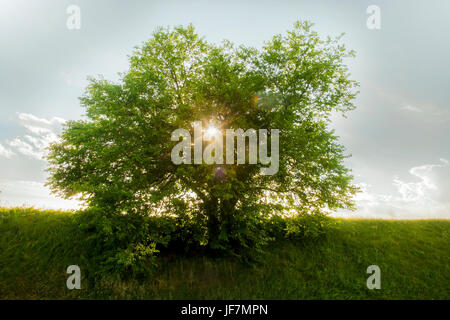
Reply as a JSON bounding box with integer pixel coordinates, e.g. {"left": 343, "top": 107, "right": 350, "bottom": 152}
{"left": 0, "top": 207, "right": 449, "bottom": 299}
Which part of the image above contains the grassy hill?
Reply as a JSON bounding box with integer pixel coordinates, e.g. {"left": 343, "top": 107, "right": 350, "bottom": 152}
{"left": 0, "top": 207, "right": 449, "bottom": 299}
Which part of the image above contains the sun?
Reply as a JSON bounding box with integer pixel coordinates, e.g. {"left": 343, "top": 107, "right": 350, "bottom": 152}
{"left": 205, "top": 125, "right": 219, "bottom": 137}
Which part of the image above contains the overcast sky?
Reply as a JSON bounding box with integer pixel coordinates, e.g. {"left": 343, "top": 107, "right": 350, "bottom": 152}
{"left": 0, "top": 0, "right": 449, "bottom": 219}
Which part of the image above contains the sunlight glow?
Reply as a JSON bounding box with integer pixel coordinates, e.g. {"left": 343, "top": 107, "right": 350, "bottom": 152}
{"left": 205, "top": 125, "right": 219, "bottom": 138}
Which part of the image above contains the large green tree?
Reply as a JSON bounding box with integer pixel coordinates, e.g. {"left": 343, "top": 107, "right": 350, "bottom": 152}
{"left": 47, "top": 21, "right": 358, "bottom": 250}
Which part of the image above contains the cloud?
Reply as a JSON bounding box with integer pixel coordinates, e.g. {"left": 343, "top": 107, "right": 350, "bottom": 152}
{"left": 402, "top": 105, "right": 422, "bottom": 113}
{"left": 5, "top": 112, "right": 66, "bottom": 160}
{"left": 0, "top": 143, "right": 15, "bottom": 158}
{"left": 0, "top": 112, "right": 85, "bottom": 210}
{"left": 401, "top": 103, "right": 450, "bottom": 121}
{"left": 0, "top": 112, "right": 83, "bottom": 210}
{"left": 335, "top": 159, "right": 450, "bottom": 219}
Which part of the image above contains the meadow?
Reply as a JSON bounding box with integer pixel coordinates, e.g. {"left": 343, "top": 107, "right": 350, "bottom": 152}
{"left": 0, "top": 207, "right": 448, "bottom": 300}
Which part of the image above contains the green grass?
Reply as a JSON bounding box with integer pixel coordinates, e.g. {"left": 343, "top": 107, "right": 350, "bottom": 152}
{"left": 0, "top": 207, "right": 449, "bottom": 299}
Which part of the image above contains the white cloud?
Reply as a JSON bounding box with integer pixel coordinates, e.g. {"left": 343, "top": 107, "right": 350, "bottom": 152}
{"left": 0, "top": 143, "right": 15, "bottom": 158}
{"left": 400, "top": 103, "right": 450, "bottom": 121}
{"left": 8, "top": 137, "right": 41, "bottom": 159}
{"left": 5, "top": 112, "right": 66, "bottom": 160}
{"left": 335, "top": 159, "right": 450, "bottom": 219}
{"left": 402, "top": 105, "right": 422, "bottom": 113}
{"left": 0, "top": 113, "right": 79, "bottom": 210}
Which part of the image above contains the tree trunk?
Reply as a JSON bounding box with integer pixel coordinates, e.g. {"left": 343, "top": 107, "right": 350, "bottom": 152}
{"left": 204, "top": 197, "right": 220, "bottom": 248}
{"left": 204, "top": 196, "right": 238, "bottom": 250}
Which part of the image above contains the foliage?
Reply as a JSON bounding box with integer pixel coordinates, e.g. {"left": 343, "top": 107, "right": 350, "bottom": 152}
{"left": 262, "top": 212, "right": 336, "bottom": 241}
{"left": 284, "top": 211, "right": 337, "bottom": 240}
{"left": 75, "top": 208, "right": 174, "bottom": 278}
{"left": 47, "top": 21, "right": 359, "bottom": 254}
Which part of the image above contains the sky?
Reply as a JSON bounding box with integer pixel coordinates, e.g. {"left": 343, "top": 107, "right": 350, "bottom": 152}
{"left": 0, "top": 0, "right": 449, "bottom": 219}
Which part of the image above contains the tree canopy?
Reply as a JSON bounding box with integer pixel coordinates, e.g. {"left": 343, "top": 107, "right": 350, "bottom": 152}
{"left": 47, "top": 21, "right": 359, "bottom": 250}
